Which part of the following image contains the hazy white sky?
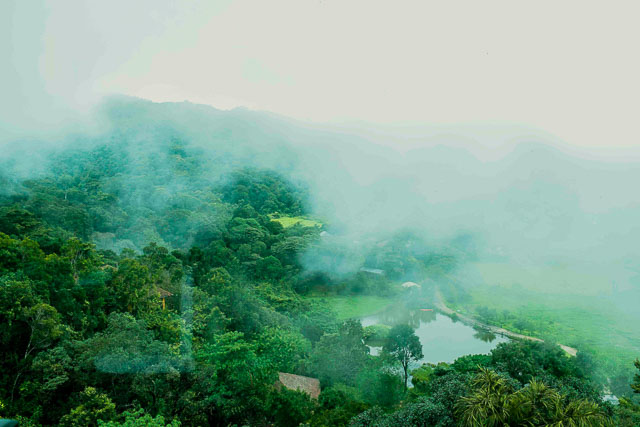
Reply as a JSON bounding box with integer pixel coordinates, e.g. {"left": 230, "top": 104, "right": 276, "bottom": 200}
{"left": 3, "top": 0, "right": 640, "bottom": 148}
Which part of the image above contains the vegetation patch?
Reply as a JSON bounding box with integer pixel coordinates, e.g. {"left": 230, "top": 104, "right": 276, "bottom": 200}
{"left": 363, "top": 324, "right": 391, "bottom": 346}
{"left": 269, "top": 215, "right": 323, "bottom": 228}
{"left": 304, "top": 295, "right": 393, "bottom": 320}
{"left": 452, "top": 283, "right": 640, "bottom": 395}
{"left": 0, "top": 100, "right": 636, "bottom": 426}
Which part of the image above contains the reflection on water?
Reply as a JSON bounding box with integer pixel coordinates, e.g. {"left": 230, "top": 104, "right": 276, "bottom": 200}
{"left": 473, "top": 327, "right": 498, "bottom": 343}
{"left": 361, "top": 306, "right": 437, "bottom": 329}
{"left": 361, "top": 304, "right": 508, "bottom": 365}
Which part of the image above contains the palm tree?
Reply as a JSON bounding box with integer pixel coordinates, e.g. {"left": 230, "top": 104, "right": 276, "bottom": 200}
{"left": 457, "top": 368, "right": 613, "bottom": 426}
{"left": 508, "top": 379, "right": 560, "bottom": 425}
{"left": 456, "top": 368, "right": 512, "bottom": 426}
{"left": 548, "top": 398, "right": 613, "bottom": 427}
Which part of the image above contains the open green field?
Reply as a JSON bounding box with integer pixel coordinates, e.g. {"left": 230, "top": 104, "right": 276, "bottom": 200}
{"left": 304, "top": 295, "right": 393, "bottom": 320}
{"left": 270, "top": 215, "right": 323, "bottom": 228}
{"left": 452, "top": 262, "right": 640, "bottom": 378}
{"left": 467, "top": 261, "right": 613, "bottom": 296}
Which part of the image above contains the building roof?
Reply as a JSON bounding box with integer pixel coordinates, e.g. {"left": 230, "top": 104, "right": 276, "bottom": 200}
{"left": 157, "top": 287, "right": 173, "bottom": 298}
{"left": 277, "top": 372, "right": 321, "bottom": 399}
{"left": 402, "top": 281, "right": 421, "bottom": 288}
{"left": 360, "top": 267, "right": 385, "bottom": 275}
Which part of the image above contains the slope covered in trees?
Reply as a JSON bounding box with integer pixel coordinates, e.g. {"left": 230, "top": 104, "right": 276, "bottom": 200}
{"left": 0, "top": 98, "right": 638, "bottom": 426}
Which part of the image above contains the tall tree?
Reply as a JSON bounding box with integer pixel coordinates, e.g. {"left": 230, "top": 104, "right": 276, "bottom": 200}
{"left": 383, "top": 324, "right": 423, "bottom": 391}
{"left": 632, "top": 358, "right": 640, "bottom": 394}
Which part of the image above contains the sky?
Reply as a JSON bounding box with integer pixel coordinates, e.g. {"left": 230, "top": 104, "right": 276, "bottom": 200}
{"left": 2, "top": 0, "right": 640, "bottom": 148}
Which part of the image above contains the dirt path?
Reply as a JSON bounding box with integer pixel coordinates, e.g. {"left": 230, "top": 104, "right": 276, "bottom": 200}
{"left": 434, "top": 288, "right": 578, "bottom": 357}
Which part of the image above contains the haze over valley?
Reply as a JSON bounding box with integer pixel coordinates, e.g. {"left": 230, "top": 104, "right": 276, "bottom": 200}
{"left": 2, "top": 1, "right": 640, "bottom": 425}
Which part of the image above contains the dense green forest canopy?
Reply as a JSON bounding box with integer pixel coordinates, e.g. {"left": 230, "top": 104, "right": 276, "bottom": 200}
{"left": 0, "top": 98, "right": 638, "bottom": 426}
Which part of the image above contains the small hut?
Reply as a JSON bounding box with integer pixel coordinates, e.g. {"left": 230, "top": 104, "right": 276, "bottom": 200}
{"left": 276, "top": 372, "right": 321, "bottom": 399}
{"left": 157, "top": 288, "right": 173, "bottom": 310}
{"left": 401, "top": 281, "right": 421, "bottom": 289}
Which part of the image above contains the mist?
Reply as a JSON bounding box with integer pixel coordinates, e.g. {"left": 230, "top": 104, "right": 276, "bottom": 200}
{"left": 3, "top": 0, "right": 639, "bottom": 281}
{"left": 2, "top": 2, "right": 640, "bottom": 413}
{"left": 3, "top": 95, "right": 640, "bottom": 293}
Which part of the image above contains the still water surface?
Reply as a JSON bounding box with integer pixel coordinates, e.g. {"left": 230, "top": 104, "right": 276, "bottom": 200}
{"left": 361, "top": 307, "right": 508, "bottom": 364}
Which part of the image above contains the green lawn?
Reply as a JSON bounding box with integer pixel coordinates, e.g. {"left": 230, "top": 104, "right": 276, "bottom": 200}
{"left": 304, "top": 295, "right": 393, "bottom": 320}
{"left": 270, "top": 215, "right": 322, "bottom": 228}
{"left": 451, "top": 262, "right": 640, "bottom": 378}
{"left": 467, "top": 261, "right": 613, "bottom": 296}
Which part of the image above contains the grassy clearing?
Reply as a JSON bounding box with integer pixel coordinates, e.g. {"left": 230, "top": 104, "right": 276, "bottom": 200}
{"left": 304, "top": 295, "right": 393, "bottom": 320}
{"left": 467, "top": 261, "right": 612, "bottom": 296}
{"left": 452, "top": 262, "right": 640, "bottom": 377}
{"left": 270, "top": 215, "right": 322, "bottom": 228}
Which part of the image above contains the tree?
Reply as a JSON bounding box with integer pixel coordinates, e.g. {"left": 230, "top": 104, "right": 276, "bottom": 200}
{"left": 10, "top": 303, "right": 64, "bottom": 403}
{"left": 97, "top": 408, "right": 180, "bottom": 426}
{"left": 312, "top": 384, "right": 367, "bottom": 426}
{"left": 109, "top": 259, "right": 155, "bottom": 315}
{"left": 427, "top": 370, "right": 471, "bottom": 427}
{"left": 255, "top": 255, "right": 284, "bottom": 280}
{"left": 309, "top": 320, "right": 369, "bottom": 386}
{"left": 60, "top": 387, "right": 116, "bottom": 427}
{"left": 551, "top": 398, "right": 613, "bottom": 426}
{"left": 383, "top": 324, "right": 423, "bottom": 390}
{"left": 457, "top": 367, "right": 612, "bottom": 426}
{"left": 22, "top": 303, "right": 64, "bottom": 360}
{"left": 23, "top": 345, "right": 73, "bottom": 422}
{"left": 192, "top": 332, "right": 275, "bottom": 425}
{"left": 410, "top": 364, "right": 435, "bottom": 394}
{"left": 84, "top": 313, "right": 181, "bottom": 375}
{"left": 509, "top": 380, "right": 561, "bottom": 425}
{"left": 456, "top": 367, "right": 512, "bottom": 426}
{"left": 356, "top": 368, "right": 404, "bottom": 408}
{"left": 255, "top": 327, "right": 310, "bottom": 372}
{"left": 266, "top": 388, "right": 314, "bottom": 427}
{"left": 632, "top": 358, "right": 640, "bottom": 394}
{"left": 490, "top": 341, "right": 579, "bottom": 385}
{"left": 384, "top": 397, "right": 450, "bottom": 427}
{"left": 61, "top": 237, "right": 98, "bottom": 283}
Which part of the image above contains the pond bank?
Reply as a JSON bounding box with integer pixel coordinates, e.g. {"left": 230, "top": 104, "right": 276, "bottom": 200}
{"left": 434, "top": 289, "right": 578, "bottom": 357}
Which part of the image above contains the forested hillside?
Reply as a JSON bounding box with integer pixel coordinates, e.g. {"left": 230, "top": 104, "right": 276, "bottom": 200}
{"left": 1, "top": 98, "right": 639, "bottom": 426}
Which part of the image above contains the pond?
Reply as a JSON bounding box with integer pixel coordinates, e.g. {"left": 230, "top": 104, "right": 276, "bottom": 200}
{"left": 361, "top": 306, "right": 508, "bottom": 365}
